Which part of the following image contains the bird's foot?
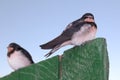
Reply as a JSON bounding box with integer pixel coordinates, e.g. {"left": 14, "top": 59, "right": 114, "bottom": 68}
{"left": 81, "top": 40, "right": 93, "bottom": 46}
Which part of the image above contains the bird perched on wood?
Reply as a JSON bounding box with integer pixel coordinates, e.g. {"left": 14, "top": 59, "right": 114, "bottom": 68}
{"left": 40, "top": 13, "right": 97, "bottom": 57}
{"left": 7, "top": 43, "right": 34, "bottom": 70}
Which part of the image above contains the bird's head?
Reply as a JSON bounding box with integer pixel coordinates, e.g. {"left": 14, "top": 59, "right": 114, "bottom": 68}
{"left": 7, "top": 43, "right": 21, "bottom": 53}
{"left": 81, "top": 13, "right": 94, "bottom": 22}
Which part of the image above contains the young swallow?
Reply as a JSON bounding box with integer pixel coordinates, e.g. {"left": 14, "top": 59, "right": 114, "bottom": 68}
{"left": 7, "top": 43, "right": 34, "bottom": 70}
{"left": 40, "top": 13, "right": 97, "bottom": 57}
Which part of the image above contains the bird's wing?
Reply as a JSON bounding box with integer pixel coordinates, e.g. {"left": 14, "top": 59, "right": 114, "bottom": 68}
{"left": 40, "top": 25, "right": 80, "bottom": 49}
{"left": 65, "top": 18, "right": 82, "bottom": 30}
{"left": 21, "top": 48, "right": 34, "bottom": 63}
{"left": 40, "top": 33, "right": 71, "bottom": 49}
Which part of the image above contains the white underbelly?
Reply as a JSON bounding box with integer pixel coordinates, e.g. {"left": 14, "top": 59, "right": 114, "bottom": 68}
{"left": 71, "top": 26, "right": 97, "bottom": 45}
{"left": 7, "top": 51, "right": 31, "bottom": 70}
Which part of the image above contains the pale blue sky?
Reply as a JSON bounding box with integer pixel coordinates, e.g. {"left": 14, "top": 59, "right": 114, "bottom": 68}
{"left": 0, "top": 0, "right": 120, "bottom": 79}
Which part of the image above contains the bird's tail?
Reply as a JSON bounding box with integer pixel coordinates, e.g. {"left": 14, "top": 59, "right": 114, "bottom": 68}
{"left": 40, "top": 35, "right": 66, "bottom": 49}
{"left": 44, "top": 44, "right": 61, "bottom": 57}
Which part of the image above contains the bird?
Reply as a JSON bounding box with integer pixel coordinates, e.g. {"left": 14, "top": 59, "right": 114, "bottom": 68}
{"left": 7, "top": 43, "right": 34, "bottom": 70}
{"left": 40, "top": 13, "right": 97, "bottom": 57}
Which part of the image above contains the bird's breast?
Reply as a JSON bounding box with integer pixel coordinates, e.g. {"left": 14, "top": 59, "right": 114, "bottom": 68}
{"left": 7, "top": 51, "right": 31, "bottom": 70}
{"left": 71, "top": 25, "right": 97, "bottom": 45}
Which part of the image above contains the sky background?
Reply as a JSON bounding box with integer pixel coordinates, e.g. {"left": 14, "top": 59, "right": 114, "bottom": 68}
{"left": 0, "top": 0, "right": 119, "bottom": 80}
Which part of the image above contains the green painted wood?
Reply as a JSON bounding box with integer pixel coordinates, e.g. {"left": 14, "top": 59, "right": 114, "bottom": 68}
{"left": 61, "top": 38, "right": 109, "bottom": 80}
{"left": 0, "top": 56, "right": 59, "bottom": 80}
{"left": 0, "top": 38, "right": 109, "bottom": 80}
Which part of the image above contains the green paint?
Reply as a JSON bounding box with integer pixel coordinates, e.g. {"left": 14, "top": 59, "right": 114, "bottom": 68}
{"left": 0, "top": 38, "right": 109, "bottom": 80}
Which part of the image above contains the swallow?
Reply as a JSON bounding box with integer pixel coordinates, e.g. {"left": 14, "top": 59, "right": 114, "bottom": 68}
{"left": 7, "top": 43, "right": 34, "bottom": 70}
{"left": 40, "top": 13, "right": 97, "bottom": 57}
